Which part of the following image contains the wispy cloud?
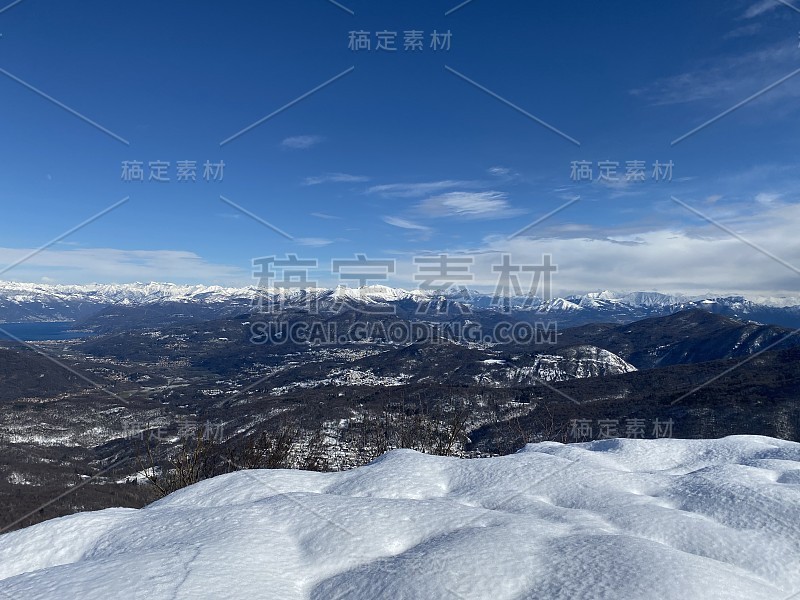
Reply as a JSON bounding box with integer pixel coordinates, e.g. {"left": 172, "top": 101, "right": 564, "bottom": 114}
{"left": 0, "top": 247, "right": 246, "bottom": 285}
{"left": 742, "top": 0, "right": 782, "bottom": 18}
{"left": 311, "top": 212, "right": 341, "bottom": 220}
{"left": 295, "top": 237, "right": 334, "bottom": 247}
{"left": 755, "top": 191, "right": 781, "bottom": 205}
{"left": 303, "top": 172, "right": 370, "bottom": 186}
{"left": 281, "top": 135, "right": 324, "bottom": 150}
{"left": 724, "top": 22, "right": 763, "bottom": 38}
{"left": 383, "top": 216, "right": 432, "bottom": 232}
{"left": 416, "top": 191, "right": 524, "bottom": 219}
{"left": 487, "top": 166, "right": 522, "bottom": 183}
{"left": 367, "top": 180, "right": 482, "bottom": 198}
{"left": 631, "top": 42, "right": 800, "bottom": 109}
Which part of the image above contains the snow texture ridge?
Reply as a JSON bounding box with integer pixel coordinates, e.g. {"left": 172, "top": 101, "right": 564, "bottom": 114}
{"left": 0, "top": 435, "right": 798, "bottom": 599}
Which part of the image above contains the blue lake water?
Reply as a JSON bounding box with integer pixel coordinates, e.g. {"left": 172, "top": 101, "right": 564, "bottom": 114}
{"left": 0, "top": 322, "right": 92, "bottom": 342}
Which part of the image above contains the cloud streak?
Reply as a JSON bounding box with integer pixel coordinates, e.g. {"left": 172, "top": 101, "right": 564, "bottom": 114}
{"left": 367, "top": 180, "right": 483, "bottom": 198}
{"left": 304, "top": 173, "right": 370, "bottom": 186}
{"left": 631, "top": 42, "right": 800, "bottom": 109}
{"left": 0, "top": 247, "right": 247, "bottom": 285}
{"left": 383, "top": 216, "right": 432, "bottom": 232}
{"left": 416, "top": 191, "right": 525, "bottom": 219}
{"left": 742, "top": 0, "right": 782, "bottom": 18}
{"left": 281, "top": 135, "right": 324, "bottom": 150}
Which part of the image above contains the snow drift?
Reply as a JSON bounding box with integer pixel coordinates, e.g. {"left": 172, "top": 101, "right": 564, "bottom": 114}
{"left": 0, "top": 435, "right": 798, "bottom": 599}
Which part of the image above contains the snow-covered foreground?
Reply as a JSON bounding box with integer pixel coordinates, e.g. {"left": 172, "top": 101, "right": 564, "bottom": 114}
{"left": 1, "top": 436, "right": 799, "bottom": 600}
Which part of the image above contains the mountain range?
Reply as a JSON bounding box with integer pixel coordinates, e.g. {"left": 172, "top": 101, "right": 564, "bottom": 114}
{"left": 1, "top": 281, "right": 800, "bottom": 329}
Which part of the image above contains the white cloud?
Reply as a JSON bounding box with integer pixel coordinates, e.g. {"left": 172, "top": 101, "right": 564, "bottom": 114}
{"left": 417, "top": 191, "right": 524, "bottom": 219}
{"left": 755, "top": 192, "right": 781, "bottom": 205}
{"left": 304, "top": 173, "right": 370, "bottom": 186}
{"left": 494, "top": 234, "right": 795, "bottom": 295}
{"left": 438, "top": 202, "right": 800, "bottom": 296}
{"left": 0, "top": 247, "right": 247, "bottom": 285}
{"left": 295, "top": 237, "right": 334, "bottom": 247}
{"left": 367, "top": 180, "right": 482, "bottom": 198}
{"left": 311, "top": 212, "right": 341, "bottom": 220}
{"left": 631, "top": 42, "right": 800, "bottom": 109}
{"left": 383, "top": 216, "right": 432, "bottom": 232}
{"left": 724, "top": 22, "right": 763, "bottom": 38}
{"left": 742, "top": 0, "right": 781, "bottom": 18}
{"left": 281, "top": 135, "right": 324, "bottom": 150}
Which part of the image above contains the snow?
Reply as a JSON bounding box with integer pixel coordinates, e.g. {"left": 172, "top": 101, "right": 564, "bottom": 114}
{"left": 269, "top": 368, "right": 412, "bottom": 396}
{"left": 5, "top": 472, "right": 34, "bottom": 486}
{"left": 1, "top": 281, "right": 798, "bottom": 318}
{"left": 0, "top": 280, "right": 259, "bottom": 305}
{"left": 0, "top": 435, "right": 799, "bottom": 599}
{"left": 475, "top": 347, "right": 635, "bottom": 386}
{"left": 543, "top": 298, "right": 583, "bottom": 312}
{"left": 332, "top": 284, "right": 428, "bottom": 304}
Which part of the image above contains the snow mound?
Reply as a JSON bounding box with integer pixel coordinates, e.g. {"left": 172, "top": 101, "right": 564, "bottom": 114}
{"left": 1, "top": 436, "right": 799, "bottom": 599}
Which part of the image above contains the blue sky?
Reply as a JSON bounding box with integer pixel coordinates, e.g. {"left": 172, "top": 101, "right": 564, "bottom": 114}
{"left": 1, "top": 0, "right": 799, "bottom": 296}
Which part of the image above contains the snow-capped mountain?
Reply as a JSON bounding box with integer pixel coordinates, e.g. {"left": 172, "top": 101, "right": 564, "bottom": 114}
{"left": 0, "top": 281, "right": 261, "bottom": 324}
{"left": 1, "top": 281, "right": 799, "bottom": 328}
{"left": 0, "top": 281, "right": 259, "bottom": 306}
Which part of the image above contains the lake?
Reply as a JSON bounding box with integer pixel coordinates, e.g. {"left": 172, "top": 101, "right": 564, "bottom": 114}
{"left": 0, "top": 322, "right": 93, "bottom": 342}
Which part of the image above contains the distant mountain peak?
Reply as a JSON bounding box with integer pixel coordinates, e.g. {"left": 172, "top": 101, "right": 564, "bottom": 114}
{"left": 1, "top": 281, "right": 799, "bottom": 329}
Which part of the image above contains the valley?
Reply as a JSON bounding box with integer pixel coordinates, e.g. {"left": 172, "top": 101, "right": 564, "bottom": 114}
{"left": 1, "top": 285, "right": 798, "bottom": 532}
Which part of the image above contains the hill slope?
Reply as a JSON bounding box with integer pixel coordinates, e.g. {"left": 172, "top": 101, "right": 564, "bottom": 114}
{"left": 556, "top": 310, "right": 799, "bottom": 369}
